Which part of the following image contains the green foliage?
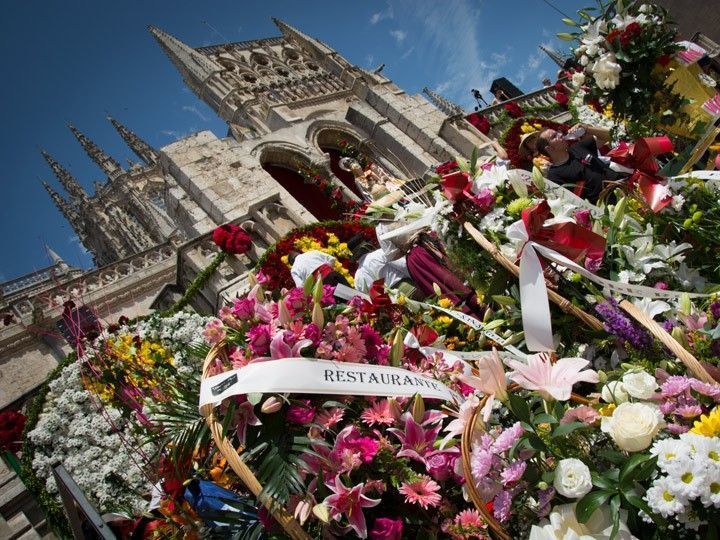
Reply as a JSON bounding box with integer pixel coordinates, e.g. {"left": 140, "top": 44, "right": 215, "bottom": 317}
{"left": 159, "top": 251, "right": 227, "bottom": 318}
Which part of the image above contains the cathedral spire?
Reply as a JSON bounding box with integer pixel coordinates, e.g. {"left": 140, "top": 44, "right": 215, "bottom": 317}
{"left": 68, "top": 124, "right": 124, "bottom": 179}
{"left": 45, "top": 245, "right": 70, "bottom": 271}
{"left": 271, "top": 18, "right": 331, "bottom": 57}
{"left": 422, "top": 87, "right": 466, "bottom": 117}
{"left": 539, "top": 45, "right": 568, "bottom": 68}
{"left": 148, "top": 26, "right": 222, "bottom": 87}
{"left": 42, "top": 180, "right": 83, "bottom": 232}
{"left": 108, "top": 116, "right": 159, "bottom": 166}
{"left": 41, "top": 150, "right": 89, "bottom": 202}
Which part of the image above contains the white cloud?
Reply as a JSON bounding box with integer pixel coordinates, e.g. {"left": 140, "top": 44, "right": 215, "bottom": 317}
{"left": 400, "top": 46, "right": 415, "bottom": 60}
{"left": 491, "top": 52, "right": 508, "bottom": 66}
{"left": 410, "top": 1, "right": 504, "bottom": 109}
{"left": 182, "top": 105, "right": 209, "bottom": 122}
{"left": 160, "top": 128, "right": 196, "bottom": 141}
{"left": 389, "top": 29, "right": 407, "bottom": 44}
{"left": 370, "top": 3, "right": 394, "bottom": 25}
{"left": 527, "top": 53, "right": 542, "bottom": 70}
{"left": 365, "top": 54, "right": 375, "bottom": 68}
{"left": 68, "top": 234, "right": 90, "bottom": 255}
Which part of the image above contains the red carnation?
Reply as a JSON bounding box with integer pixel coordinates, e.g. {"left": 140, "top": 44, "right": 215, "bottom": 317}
{"left": 465, "top": 113, "right": 490, "bottom": 134}
{"left": 212, "top": 224, "right": 252, "bottom": 255}
{"left": 436, "top": 160, "right": 459, "bottom": 175}
{"left": 606, "top": 28, "right": 622, "bottom": 45}
{"left": 620, "top": 22, "right": 642, "bottom": 48}
{"left": 0, "top": 410, "right": 26, "bottom": 452}
{"left": 504, "top": 102, "right": 524, "bottom": 119}
{"left": 554, "top": 91, "right": 569, "bottom": 107}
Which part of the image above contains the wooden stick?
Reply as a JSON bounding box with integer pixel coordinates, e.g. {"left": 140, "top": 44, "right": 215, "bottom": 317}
{"left": 619, "top": 300, "right": 715, "bottom": 384}
{"left": 463, "top": 222, "right": 605, "bottom": 331}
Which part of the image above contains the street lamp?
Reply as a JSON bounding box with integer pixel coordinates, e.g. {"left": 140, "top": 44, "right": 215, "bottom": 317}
{"left": 471, "top": 88, "right": 489, "bottom": 110}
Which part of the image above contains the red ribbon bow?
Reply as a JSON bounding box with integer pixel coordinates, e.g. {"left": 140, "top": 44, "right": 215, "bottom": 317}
{"left": 521, "top": 201, "right": 606, "bottom": 268}
{"left": 607, "top": 136, "right": 675, "bottom": 212}
{"left": 440, "top": 171, "right": 471, "bottom": 201}
{"left": 360, "top": 279, "right": 393, "bottom": 314}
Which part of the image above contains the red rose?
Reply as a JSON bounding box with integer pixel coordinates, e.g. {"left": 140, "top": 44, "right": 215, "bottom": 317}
{"left": 436, "top": 160, "right": 458, "bottom": 175}
{"left": 504, "top": 102, "right": 524, "bottom": 118}
{"left": 554, "top": 82, "right": 568, "bottom": 93}
{"left": 606, "top": 28, "right": 622, "bottom": 45}
{"left": 369, "top": 517, "right": 403, "bottom": 540}
{"left": 554, "top": 91, "right": 569, "bottom": 107}
{"left": 212, "top": 224, "right": 252, "bottom": 255}
{"left": 465, "top": 112, "right": 490, "bottom": 134}
{"left": 620, "top": 22, "right": 642, "bottom": 47}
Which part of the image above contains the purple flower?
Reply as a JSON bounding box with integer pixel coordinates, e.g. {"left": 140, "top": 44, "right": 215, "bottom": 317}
{"left": 500, "top": 460, "right": 527, "bottom": 485}
{"left": 595, "top": 299, "right": 652, "bottom": 349}
{"left": 492, "top": 422, "right": 525, "bottom": 453}
{"left": 493, "top": 490, "right": 512, "bottom": 522}
{"left": 661, "top": 375, "right": 692, "bottom": 398}
{"left": 303, "top": 323, "right": 321, "bottom": 346}
{"left": 584, "top": 256, "right": 603, "bottom": 273}
{"left": 711, "top": 301, "right": 720, "bottom": 320}
{"left": 667, "top": 422, "right": 690, "bottom": 434}
{"left": 537, "top": 487, "right": 555, "bottom": 518}
{"left": 661, "top": 319, "right": 675, "bottom": 333}
{"left": 471, "top": 449, "right": 495, "bottom": 479}
{"left": 654, "top": 281, "right": 669, "bottom": 290}
{"left": 691, "top": 379, "right": 720, "bottom": 399}
{"left": 472, "top": 188, "right": 496, "bottom": 212}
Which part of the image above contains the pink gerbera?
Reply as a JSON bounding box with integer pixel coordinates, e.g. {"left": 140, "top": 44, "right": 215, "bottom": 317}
{"left": 315, "top": 407, "right": 345, "bottom": 430}
{"left": 398, "top": 475, "right": 442, "bottom": 509}
{"left": 361, "top": 400, "right": 400, "bottom": 426}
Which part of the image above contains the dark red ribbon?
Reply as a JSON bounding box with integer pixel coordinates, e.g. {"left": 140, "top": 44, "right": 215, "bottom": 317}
{"left": 607, "top": 136, "right": 675, "bottom": 213}
{"left": 521, "top": 200, "right": 606, "bottom": 266}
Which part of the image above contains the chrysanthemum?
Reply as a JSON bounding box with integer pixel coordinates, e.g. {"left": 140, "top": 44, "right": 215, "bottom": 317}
{"left": 680, "top": 432, "right": 720, "bottom": 464}
{"left": 398, "top": 475, "right": 442, "bottom": 509}
{"left": 645, "top": 476, "right": 687, "bottom": 517}
{"left": 691, "top": 407, "right": 720, "bottom": 437}
{"left": 700, "top": 466, "right": 720, "bottom": 508}
{"left": 650, "top": 438, "right": 690, "bottom": 471}
{"left": 665, "top": 460, "right": 707, "bottom": 499}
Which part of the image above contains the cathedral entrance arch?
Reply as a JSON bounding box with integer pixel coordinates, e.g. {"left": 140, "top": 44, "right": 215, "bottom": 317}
{"left": 259, "top": 146, "right": 343, "bottom": 221}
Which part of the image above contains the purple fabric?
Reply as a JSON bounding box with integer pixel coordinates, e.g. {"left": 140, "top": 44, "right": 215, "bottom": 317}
{"left": 407, "top": 245, "right": 483, "bottom": 317}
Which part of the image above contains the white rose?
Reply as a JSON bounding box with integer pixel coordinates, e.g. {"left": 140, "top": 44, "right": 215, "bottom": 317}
{"left": 601, "top": 402, "right": 665, "bottom": 452}
{"left": 571, "top": 72, "right": 587, "bottom": 88}
{"left": 579, "top": 55, "right": 590, "bottom": 67}
{"left": 553, "top": 458, "right": 593, "bottom": 499}
{"left": 601, "top": 380, "right": 629, "bottom": 403}
{"left": 585, "top": 42, "right": 600, "bottom": 57}
{"left": 639, "top": 4, "right": 651, "bottom": 13}
{"left": 622, "top": 371, "right": 659, "bottom": 400}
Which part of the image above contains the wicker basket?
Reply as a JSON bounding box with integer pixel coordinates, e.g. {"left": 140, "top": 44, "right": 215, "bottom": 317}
{"left": 200, "top": 342, "right": 311, "bottom": 540}
{"left": 459, "top": 387, "right": 590, "bottom": 540}
{"left": 462, "top": 222, "right": 716, "bottom": 385}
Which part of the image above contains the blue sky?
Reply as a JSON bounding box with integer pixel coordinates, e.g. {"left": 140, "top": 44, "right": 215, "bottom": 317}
{"left": 0, "top": 0, "right": 586, "bottom": 281}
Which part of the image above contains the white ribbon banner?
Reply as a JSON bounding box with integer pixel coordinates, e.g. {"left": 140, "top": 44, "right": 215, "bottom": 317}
{"left": 508, "top": 220, "right": 711, "bottom": 352}
{"left": 333, "top": 284, "right": 528, "bottom": 359}
{"left": 199, "top": 357, "right": 461, "bottom": 408}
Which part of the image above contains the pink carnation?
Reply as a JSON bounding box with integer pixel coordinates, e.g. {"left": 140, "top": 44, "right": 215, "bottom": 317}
{"left": 286, "top": 400, "right": 316, "bottom": 424}
{"left": 232, "top": 297, "right": 256, "bottom": 320}
{"left": 560, "top": 405, "right": 600, "bottom": 425}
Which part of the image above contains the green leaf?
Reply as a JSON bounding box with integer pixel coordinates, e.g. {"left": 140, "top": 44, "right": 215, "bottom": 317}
{"left": 591, "top": 472, "right": 617, "bottom": 490}
{"left": 491, "top": 295, "right": 516, "bottom": 306}
{"left": 508, "top": 393, "right": 531, "bottom": 423}
{"left": 576, "top": 490, "right": 614, "bottom": 523}
{"left": 551, "top": 421, "right": 586, "bottom": 438}
{"left": 533, "top": 413, "right": 559, "bottom": 425}
{"left": 634, "top": 456, "right": 659, "bottom": 482}
{"left": 470, "top": 147, "right": 479, "bottom": 177}
{"left": 619, "top": 453, "right": 653, "bottom": 485}
{"left": 622, "top": 491, "right": 664, "bottom": 526}
{"left": 598, "top": 448, "right": 626, "bottom": 465}
{"left": 526, "top": 432, "right": 547, "bottom": 451}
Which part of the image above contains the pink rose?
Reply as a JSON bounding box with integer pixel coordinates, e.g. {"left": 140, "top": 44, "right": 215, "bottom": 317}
{"left": 574, "top": 209, "right": 591, "bottom": 228}
{"left": 426, "top": 451, "right": 454, "bottom": 482}
{"left": 369, "top": 517, "right": 403, "bottom": 540}
{"left": 247, "top": 324, "right": 271, "bottom": 355}
{"left": 232, "top": 298, "right": 256, "bottom": 320}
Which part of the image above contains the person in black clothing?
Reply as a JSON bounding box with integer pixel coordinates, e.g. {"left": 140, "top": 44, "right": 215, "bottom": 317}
{"left": 535, "top": 124, "right": 627, "bottom": 203}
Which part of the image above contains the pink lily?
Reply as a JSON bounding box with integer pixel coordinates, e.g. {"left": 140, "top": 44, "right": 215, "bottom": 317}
{"left": 251, "top": 330, "right": 313, "bottom": 363}
{"left": 388, "top": 413, "right": 442, "bottom": 465}
{"left": 233, "top": 399, "right": 261, "bottom": 445}
{"left": 456, "top": 348, "right": 508, "bottom": 421}
{"left": 324, "top": 475, "right": 380, "bottom": 538}
{"left": 504, "top": 353, "right": 599, "bottom": 401}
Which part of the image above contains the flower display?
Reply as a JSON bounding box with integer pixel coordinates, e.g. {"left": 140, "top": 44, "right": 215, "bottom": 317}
{"left": 212, "top": 223, "right": 252, "bottom": 254}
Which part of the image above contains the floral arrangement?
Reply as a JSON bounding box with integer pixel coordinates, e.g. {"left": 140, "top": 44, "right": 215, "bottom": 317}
{"left": 0, "top": 410, "right": 26, "bottom": 453}
{"left": 297, "top": 162, "right": 363, "bottom": 214}
{"left": 23, "top": 311, "right": 210, "bottom": 526}
{"left": 561, "top": 2, "right": 686, "bottom": 136}
{"left": 255, "top": 221, "right": 377, "bottom": 291}
{"left": 198, "top": 274, "right": 496, "bottom": 539}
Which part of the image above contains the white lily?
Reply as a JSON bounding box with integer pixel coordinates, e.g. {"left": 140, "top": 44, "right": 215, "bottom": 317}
{"left": 633, "top": 297, "right": 671, "bottom": 320}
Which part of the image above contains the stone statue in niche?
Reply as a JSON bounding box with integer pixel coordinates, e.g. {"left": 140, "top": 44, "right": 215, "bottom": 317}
{"left": 338, "top": 157, "right": 404, "bottom": 203}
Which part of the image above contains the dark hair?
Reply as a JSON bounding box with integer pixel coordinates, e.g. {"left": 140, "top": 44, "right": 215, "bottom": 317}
{"left": 536, "top": 135, "right": 552, "bottom": 158}
{"left": 287, "top": 251, "right": 300, "bottom": 265}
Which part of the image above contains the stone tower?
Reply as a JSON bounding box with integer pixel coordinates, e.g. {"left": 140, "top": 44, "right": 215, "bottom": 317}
{"left": 41, "top": 121, "right": 180, "bottom": 267}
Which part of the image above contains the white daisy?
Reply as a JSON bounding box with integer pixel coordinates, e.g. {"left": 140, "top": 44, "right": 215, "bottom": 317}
{"left": 645, "top": 476, "right": 688, "bottom": 517}
{"left": 665, "top": 459, "right": 708, "bottom": 499}
{"left": 650, "top": 438, "right": 691, "bottom": 471}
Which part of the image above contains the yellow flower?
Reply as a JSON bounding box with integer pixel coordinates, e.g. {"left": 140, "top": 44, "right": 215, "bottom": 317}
{"left": 281, "top": 255, "right": 289, "bottom": 265}
{"left": 520, "top": 123, "right": 535, "bottom": 134}
{"left": 598, "top": 403, "right": 616, "bottom": 417}
{"left": 438, "top": 298, "right": 454, "bottom": 309}
{"left": 436, "top": 315, "right": 453, "bottom": 326}
{"left": 691, "top": 407, "right": 720, "bottom": 437}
